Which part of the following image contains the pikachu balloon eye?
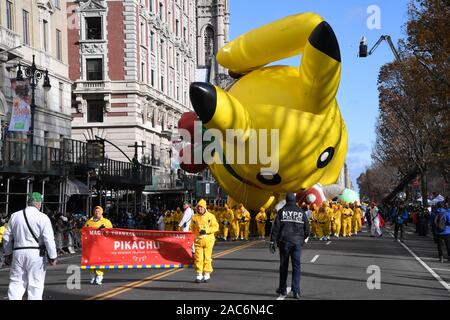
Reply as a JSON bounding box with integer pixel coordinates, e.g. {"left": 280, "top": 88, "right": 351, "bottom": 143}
{"left": 317, "top": 147, "right": 335, "bottom": 169}
{"left": 257, "top": 172, "right": 282, "bottom": 186}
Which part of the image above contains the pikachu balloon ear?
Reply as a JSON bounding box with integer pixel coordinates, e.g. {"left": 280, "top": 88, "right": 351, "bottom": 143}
{"left": 216, "top": 13, "right": 341, "bottom": 115}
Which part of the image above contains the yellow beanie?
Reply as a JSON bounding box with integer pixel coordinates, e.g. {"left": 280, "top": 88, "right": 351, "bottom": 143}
{"left": 197, "top": 199, "right": 207, "bottom": 209}
{"left": 94, "top": 206, "right": 103, "bottom": 215}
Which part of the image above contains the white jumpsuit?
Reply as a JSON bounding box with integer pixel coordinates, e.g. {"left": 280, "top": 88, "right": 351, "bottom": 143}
{"left": 370, "top": 207, "right": 382, "bottom": 237}
{"left": 2, "top": 206, "right": 57, "bottom": 300}
{"left": 178, "top": 207, "right": 194, "bottom": 232}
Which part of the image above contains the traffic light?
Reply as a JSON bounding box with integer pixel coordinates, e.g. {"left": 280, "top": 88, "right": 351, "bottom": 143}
{"left": 87, "top": 140, "right": 105, "bottom": 162}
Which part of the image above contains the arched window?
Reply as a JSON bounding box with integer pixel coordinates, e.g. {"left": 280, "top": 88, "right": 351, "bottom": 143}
{"left": 204, "top": 27, "right": 215, "bottom": 66}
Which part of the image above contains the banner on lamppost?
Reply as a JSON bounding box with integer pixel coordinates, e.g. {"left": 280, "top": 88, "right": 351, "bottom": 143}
{"left": 8, "top": 79, "right": 31, "bottom": 132}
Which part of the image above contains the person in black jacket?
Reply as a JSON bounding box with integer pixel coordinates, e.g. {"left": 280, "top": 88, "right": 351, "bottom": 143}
{"left": 270, "top": 193, "right": 310, "bottom": 299}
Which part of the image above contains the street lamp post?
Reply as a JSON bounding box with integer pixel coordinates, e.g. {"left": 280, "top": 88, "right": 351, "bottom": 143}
{"left": 16, "top": 54, "right": 51, "bottom": 163}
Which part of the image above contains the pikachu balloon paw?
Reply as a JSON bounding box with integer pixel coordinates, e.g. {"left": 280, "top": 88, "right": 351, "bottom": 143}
{"left": 188, "top": 13, "right": 348, "bottom": 211}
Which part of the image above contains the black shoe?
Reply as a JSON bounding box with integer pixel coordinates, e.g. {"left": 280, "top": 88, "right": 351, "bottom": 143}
{"left": 276, "top": 288, "right": 287, "bottom": 295}
{"left": 292, "top": 292, "right": 301, "bottom": 299}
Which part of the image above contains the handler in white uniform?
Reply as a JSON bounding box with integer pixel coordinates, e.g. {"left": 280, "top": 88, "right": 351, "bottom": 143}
{"left": 2, "top": 192, "right": 57, "bottom": 300}
{"left": 178, "top": 202, "right": 194, "bottom": 232}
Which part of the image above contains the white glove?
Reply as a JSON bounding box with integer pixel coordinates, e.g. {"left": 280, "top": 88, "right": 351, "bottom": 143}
{"left": 304, "top": 237, "right": 309, "bottom": 243}
{"left": 60, "top": 216, "right": 68, "bottom": 222}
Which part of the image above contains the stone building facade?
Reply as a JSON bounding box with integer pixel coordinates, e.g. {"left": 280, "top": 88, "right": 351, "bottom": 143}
{"left": 68, "top": 0, "right": 229, "bottom": 191}
{"left": 0, "top": 0, "right": 72, "bottom": 147}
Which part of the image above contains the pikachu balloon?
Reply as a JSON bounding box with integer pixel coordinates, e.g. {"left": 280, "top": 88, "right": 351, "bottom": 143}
{"left": 188, "top": 13, "right": 348, "bottom": 211}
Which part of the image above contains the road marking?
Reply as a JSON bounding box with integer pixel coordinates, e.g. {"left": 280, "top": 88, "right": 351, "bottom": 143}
{"left": 389, "top": 232, "right": 450, "bottom": 293}
{"left": 326, "top": 241, "right": 331, "bottom": 245}
{"left": 276, "top": 287, "right": 291, "bottom": 300}
{"left": 310, "top": 255, "right": 320, "bottom": 263}
{"left": 433, "top": 268, "right": 450, "bottom": 272}
{"left": 87, "top": 241, "right": 259, "bottom": 300}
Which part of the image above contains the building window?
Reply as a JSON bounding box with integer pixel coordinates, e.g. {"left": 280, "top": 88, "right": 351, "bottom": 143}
{"left": 86, "top": 59, "right": 103, "bottom": 80}
{"left": 6, "top": 1, "right": 13, "bottom": 30}
{"left": 22, "top": 10, "right": 30, "bottom": 45}
{"left": 159, "top": 2, "right": 164, "bottom": 21}
{"left": 204, "top": 27, "right": 215, "bottom": 66}
{"left": 175, "top": 19, "right": 179, "bottom": 37}
{"left": 85, "top": 17, "right": 102, "bottom": 40}
{"left": 183, "top": 27, "right": 187, "bottom": 40}
{"left": 141, "top": 62, "right": 146, "bottom": 83}
{"left": 59, "top": 82, "right": 64, "bottom": 112}
{"left": 176, "top": 85, "right": 180, "bottom": 101}
{"left": 151, "top": 144, "right": 156, "bottom": 163}
{"left": 149, "top": 0, "right": 153, "bottom": 12}
{"left": 140, "top": 21, "right": 145, "bottom": 46}
{"left": 151, "top": 69, "right": 155, "bottom": 87}
{"left": 160, "top": 40, "right": 164, "bottom": 60}
{"left": 160, "top": 76, "right": 164, "bottom": 92}
{"left": 54, "top": 0, "right": 60, "bottom": 9}
{"left": 87, "top": 100, "right": 104, "bottom": 123}
{"left": 56, "top": 29, "right": 62, "bottom": 61}
{"left": 150, "top": 31, "right": 154, "bottom": 51}
{"left": 176, "top": 53, "right": 180, "bottom": 71}
{"left": 43, "top": 20, "right": 49, "bottom": 51}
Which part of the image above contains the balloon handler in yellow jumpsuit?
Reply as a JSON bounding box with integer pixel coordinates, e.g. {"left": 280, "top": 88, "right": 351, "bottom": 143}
{"left": 352, "top": 202, "right": 363, "bottom": 235}
{"left": 255, "top": 207, "right": 268, "bottom": 239}
{"left": 84, "top": 206, "right": 113, "bottom": 285}
{"left": 331, "top": 204, "right": 342, "bottom": 237}
{"left": 341, "top": 203, "right": 354, "bottom": 237}
{"left": 220, "top": 204, "right": 234, "bottom": 241}
{"left": 316, "top": 204, "right": 331, "bottom": 241}
{"left": 237, "top": 204, "right": 251, "bottom": 240}
{"left": 190, "top": 199, "right": 219, "bottom": 283}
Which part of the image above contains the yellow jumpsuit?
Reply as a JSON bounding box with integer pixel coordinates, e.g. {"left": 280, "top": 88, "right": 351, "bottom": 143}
{"left": 231, "top": 208, "right": 240, "bottom": 240}
{"left": 331, "top": 206, "right": 342, "bottom": 237}
{"left": 255, "top": 209, "right": 267, "bottom": 238}
{"left": 164, "top": 213, "right": 173, "bottom": 231}
{"left": 190, "top": 211, "right": 219, "bottom": 274}
{"left": 0, "top": 224, "right": 6, "bottom": 244}
{"left": 84, "top": 217, "right": 113, "bottom": 277}
{"left": 220, "top": 208, "right": 234, "bottom": 240}
{"left": 238, "top": 209, "right": 251, "bottom": 240}
{"left": 311, "top": 206, "right": 319, "bottom": 238}
{"left": 341, "top": 208, "right": 354, "bottom": 237}
{"left": 316, "top": 208, "right": 331, "bottom": 239}
{"left": 213, "top": 207, "right": 221, "bottom": 238}
{"left": 173, "top": 209, "right": 182, "bottom": 231}
{"left": 352, "top": 206, "right": 363, "bottom": 233}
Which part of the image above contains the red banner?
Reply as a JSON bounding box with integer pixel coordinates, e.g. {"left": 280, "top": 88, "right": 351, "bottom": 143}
{"left": 81, "top": 228, "right": 194, "bottom": 270}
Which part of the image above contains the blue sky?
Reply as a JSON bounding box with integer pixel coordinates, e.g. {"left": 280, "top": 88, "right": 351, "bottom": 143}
{"left": 228, "top": 0, "right": 410, "bottom": 191}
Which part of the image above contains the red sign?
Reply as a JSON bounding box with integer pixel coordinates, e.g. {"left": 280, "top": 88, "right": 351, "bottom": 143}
{"left": 81, "top": 228, "right": 194, "bottom": 269}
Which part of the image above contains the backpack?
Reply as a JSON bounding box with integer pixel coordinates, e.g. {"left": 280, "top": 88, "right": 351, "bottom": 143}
{"left": 434, "top": 212, "right": 447, "bottom": 232}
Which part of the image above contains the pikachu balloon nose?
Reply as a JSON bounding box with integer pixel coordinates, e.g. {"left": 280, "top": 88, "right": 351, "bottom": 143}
{"left": 188, "top": 13, "right": 348, "bottom": 211}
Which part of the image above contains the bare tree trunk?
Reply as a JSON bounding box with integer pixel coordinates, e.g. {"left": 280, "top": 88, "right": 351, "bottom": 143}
{"left": 420, "top": 170, "right": 428, "bottom": 207}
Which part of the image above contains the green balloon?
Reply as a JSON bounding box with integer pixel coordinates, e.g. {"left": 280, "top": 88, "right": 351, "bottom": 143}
{"left": 338, "top": 189, "right": 359, "bottom": 203}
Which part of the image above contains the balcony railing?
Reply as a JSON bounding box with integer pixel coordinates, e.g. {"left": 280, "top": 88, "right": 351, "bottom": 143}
{"left": 0, "top": 26, "right": 20, "bottom": 50}
{"left": 0, "top": 139, "right": 63, "bottom": 175}
{"left": 0, "top": 138, "right": 153, "bottom": 187}
{"left": 98, "top": 158, "right": 152, "bottom": 186}
{"left": 74, "top": 80, "right": 110, "bottom": 92}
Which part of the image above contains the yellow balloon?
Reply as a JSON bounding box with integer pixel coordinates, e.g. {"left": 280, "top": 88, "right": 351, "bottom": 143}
{"left": 190, "top": 13, "right": 348, "bottom": 211}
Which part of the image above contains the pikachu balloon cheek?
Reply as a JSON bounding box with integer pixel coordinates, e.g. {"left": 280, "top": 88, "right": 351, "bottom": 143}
{"left": 188, "top": 13, "right": 348, "bottom": 211}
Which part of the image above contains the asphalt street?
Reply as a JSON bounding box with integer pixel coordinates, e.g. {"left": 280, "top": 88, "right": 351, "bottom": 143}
{"left": 1, "top": 224, "right": 449, "bottom": 300}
